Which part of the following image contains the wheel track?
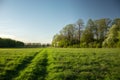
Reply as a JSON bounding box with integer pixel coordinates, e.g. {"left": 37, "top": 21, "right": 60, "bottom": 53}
{"left": 1, "top": 50, "right": 42, "bottom": 80}
{"left": 13, "top": 49, "right": 48, "bottom": 80}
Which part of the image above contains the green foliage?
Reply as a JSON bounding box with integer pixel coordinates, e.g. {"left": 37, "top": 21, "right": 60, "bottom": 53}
{"left": 103, "top": 24, "right": 119, "bottom": 47}
{"left": 80, "top": 27, "right": 94, "bottom": 44}
{"left": 112, "top": 18, "right": 120, "bottom": 30}
{"left": 52, "top": 24, "right": 80, "bottom": 47}
{"left": 52, "top": 18, "right": 120, "bottom": 48}
{"left": 117, "top": 31, "right": 120, "bottom": 47}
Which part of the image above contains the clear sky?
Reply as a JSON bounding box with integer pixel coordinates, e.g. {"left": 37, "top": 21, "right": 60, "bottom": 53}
{"left": 0, "top": 0, "right": 120, "bottom": 43}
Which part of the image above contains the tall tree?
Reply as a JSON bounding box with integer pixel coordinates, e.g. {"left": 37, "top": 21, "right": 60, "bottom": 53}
{"left": 76, "top": 19, "right": 84, "bottom": 43}
{"left": 80, "top": 19, "right": 94, "bottom": 47}
{"left": 52, "top": 34, "right": 65, "bottom": 47}
{"left": 60, "top": 24, "right": 76, "bottom": 41}
{"left": 81, "top": 27, "right": 94, "bottom": 44}
{"left": 52, "top": 24, "right": 76, "bottom": 47}
{"left": 86, "top": 19, "right": 96, "bottom": 36}
{"left": 94, "top": 18, "right": 111, "bottom": 42}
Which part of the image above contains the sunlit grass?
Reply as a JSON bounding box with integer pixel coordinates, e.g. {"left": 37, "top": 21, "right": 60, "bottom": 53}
{"left": 0, "top": 48, "right": 120, "bottom": 80}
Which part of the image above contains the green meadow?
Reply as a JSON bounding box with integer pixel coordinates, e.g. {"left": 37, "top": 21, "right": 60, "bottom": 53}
{"left": 0, "top": 48, "right": 120, "bottom": 80}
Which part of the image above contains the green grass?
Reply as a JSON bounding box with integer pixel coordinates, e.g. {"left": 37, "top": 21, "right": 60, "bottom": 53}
{"left": 0, "top": 48, "right": 120, "bottom": 80}
{"left": 0, "top": 48, "right": 41, "bottom": 80}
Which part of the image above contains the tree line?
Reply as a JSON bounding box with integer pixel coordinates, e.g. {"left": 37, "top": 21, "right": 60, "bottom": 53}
{"left": 52, "top": 18, "right": 120, "bottom": 48}
{"left": 0, "top": 38, "right": 24, "bottom": 48}
{"left": 24, "top": 43, "right": 50, "bottom": 48}
{"left": 0, "top": 38, "right": 50, "bottom": 48}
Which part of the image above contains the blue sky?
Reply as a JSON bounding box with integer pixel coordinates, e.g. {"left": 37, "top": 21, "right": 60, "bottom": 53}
{"left": 0, "top": 0, "right": 120, "bottom": 43}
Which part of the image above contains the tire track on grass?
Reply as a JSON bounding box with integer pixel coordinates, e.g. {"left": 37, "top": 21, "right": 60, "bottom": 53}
{"left": 2, "top": 49, "right": 42, "bottom": 80}
{"left": 35, "top": 50, "right": 48, "bottom": 80}
{"left": 13, "top": 49, "right": 48, "bottom": 80}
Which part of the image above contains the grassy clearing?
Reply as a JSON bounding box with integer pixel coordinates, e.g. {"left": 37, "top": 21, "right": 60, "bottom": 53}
{"left": 0, "top": 48, "right": 120, "bottom": 80}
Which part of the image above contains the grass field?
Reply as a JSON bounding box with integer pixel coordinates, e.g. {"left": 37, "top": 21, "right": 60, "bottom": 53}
{"left": 0, "top": 48, "right": 120, "bottom": 80}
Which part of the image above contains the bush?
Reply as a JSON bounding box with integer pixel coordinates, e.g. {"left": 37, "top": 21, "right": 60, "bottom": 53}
{"left": 117, "top": 41, "right": 120, "bottom": 47}
{"left": 72, "top": 44, "right": 80, "bottom": 48}
{"left": 80, "top": 42, "right": 88, "bottom": 48}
